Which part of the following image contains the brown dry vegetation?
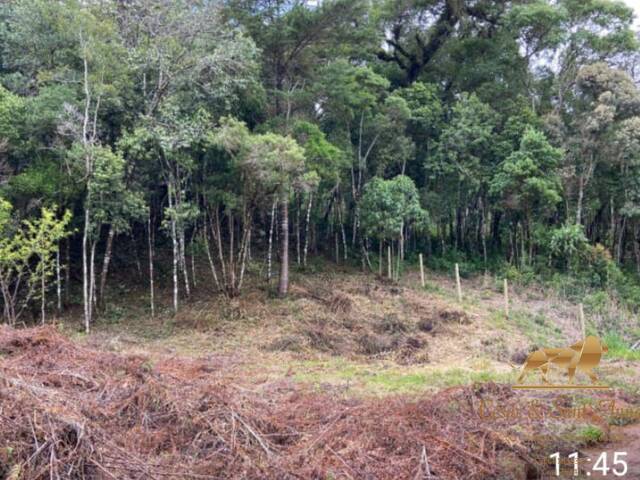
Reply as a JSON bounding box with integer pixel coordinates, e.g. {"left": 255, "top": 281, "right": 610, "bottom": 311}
{"left": 3, "top": 266, "right": 639, "bottom": 479}
{"left": 1, "top": 325, "right": 630, "bottom": 480}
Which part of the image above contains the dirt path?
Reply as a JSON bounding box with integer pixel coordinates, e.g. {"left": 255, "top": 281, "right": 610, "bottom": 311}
{"left": 583, "top": 424, "right": 640, "bottom": 478}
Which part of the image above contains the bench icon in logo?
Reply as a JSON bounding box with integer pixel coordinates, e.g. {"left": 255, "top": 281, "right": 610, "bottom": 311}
{"left": 512, "top": 336, "right": 610, "bottom": 390}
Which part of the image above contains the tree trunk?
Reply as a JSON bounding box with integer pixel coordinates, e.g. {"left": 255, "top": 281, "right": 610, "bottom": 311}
{"left": 148, "top": 211, "right": 155, "bottom": 318}
{"left": 296, "top": 194, "right": 301, "bottom": 265}
{"left": 65, "top": 239, "right": 70, "bottom": 307}
{"left": 303, "top": 192, "right": 313, "bottom": 267}
{"left": 89, "top": 238, "right": 97, "bottom": 316}
{"left": 179, "top": 227, "right": 190, "bottom": 297}
{"left": 168, "top": 186, "right": 179, "bottom": 313}
{"left": 213, "top": 206, "right": 227, "bottom": 285}
{"left": 339, "top": 204, "right": 347, "bottom": 260}
{"left": 278, "top": 196, "right": 289, "bottom": 297}
{"left": 203, "top": 223, "right": 220, "bottom": 290}
{"left": 617, "top": 216, "right": 627, "bottom": 264}
{"left": 41, "top": 262, "right": 46, "bottom": 325}
{"left": 56, "top": 246, "right": 62, "bottom": 313}
{"left": 82, "top": 206, "right": 91, "bottom": 332}
{"left": 268, "top": 198, "right": 276, "bottom": 281}
{"left": 634, "top": 224, "right": 640, "bottom": 275}
{"left": 191, "top": 236, "right": 197, "bottom": 288}
{"left": 237, "top": 221, "right": 252, "bottom": 292}
{"left": 576, "top": 175, "right": 584, "bottom": 225}
{"left": 99, "top": 225, "right": 115, "bottom": 307}
{"left": 229, "top": 213, "right": 235, "bottom": 289}
{"left": 399, "top": 221, "right": 404, "bottom": 262}
{"left": 480, "top": 201, "right": 487, "bottom": 269}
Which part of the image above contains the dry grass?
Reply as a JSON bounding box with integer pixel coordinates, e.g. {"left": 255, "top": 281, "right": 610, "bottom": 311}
{"left": 2, "top": 325, "right": 620, "bottom": 480}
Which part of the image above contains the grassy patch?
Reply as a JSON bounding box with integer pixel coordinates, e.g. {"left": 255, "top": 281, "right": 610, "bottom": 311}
{"left": 291, "top": 358, "right": 513, "bottom": 395}
{"left": 511, "top": 310, "right": 563, "bottom": 346}
{"left": 574, "top": 425, "right": 605, "bottom": 446}
{"left": 603, "top": 332, "right": 640, "bottom": 361}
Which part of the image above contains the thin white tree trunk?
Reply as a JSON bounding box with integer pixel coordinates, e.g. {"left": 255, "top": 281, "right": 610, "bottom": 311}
{"left": 399, "top": 221, "right": 404, "bottom": 262}
{"left": 213, "top": 207, "right": 227, "bottom": 285}
{"left": 56, "top": 246, "right": 61, "bottom": 312}
{"left": 203, "top": 227, "right": 220, "bottom": 290}
{"left": 339, "top": 204, "right": 347, "bottom": 260}
{"left": 267, "top": 198, "right": 276, "bottom": 281}
{"left": 82, "top": 207, "right": 91, "bottom": 332}
{"left": 179, "top": 227, "right": 190, "bottom": 297}
{"left": 40, "top": 263, "right": 46, "bottom": 325}
{"left": 89, "top": 238, "right": 97, "bottom": 319}
{"left": 65, "top": 240, "right": 70, "bottom": 307}
{"left": 148, "top": 211, "right": 155, "bottom": 318}
{"left": 238, "top": 224, "right": 251, "bottom": 291}
{"left": 278, "top": 196, "right": 289, "bottom": 296}
{"left": 303, "top": 192, "right": 312, "bottom": 267}
{"left": 168, "top": 185, "right": 179, "bottom": 313}
{"left": 99, "top": 225, "right": 115, "bottom": 306}
{"left": 190, "top": 229, "right": 197, "bottom": 288}
{"left": 296, "top": 194, "right": 301, "bottom": 265}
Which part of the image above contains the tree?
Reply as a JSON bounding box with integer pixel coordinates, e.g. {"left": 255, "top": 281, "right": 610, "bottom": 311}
{"left": 564, "top": 63, "right": 640, "bottom": 226}
{"left": 490, "top": 128, "right": 563, "bottom": 263}
{"left": 0, "top": 200, "right": 71, "bottom": 326}
{"left": 0, "top": 85, "right": 24, "bottom": 165}
{"left": 245, "top": 132, "right": 307, "bottom": 296}
{"left": 359, "top": 175, "right": 425, "bottom": 278}
{"left": 210, "top": 117, "right": 260, "bottom": 296}
{"left": 377, "top": 0, "right": 513, "bottom": 86}
{"left": 224, "top": 0, "right": 371, "bottom": 117}
{"left": 431, "top": 93, "right": 498, "bottom": 255}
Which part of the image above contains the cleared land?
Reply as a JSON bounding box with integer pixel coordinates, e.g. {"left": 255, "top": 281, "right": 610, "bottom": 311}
{"left": 2, "top": 265, "right": 639, "bottom": 479}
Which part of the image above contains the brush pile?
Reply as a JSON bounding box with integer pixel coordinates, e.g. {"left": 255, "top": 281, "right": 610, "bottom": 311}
{"left": 1, "top": 326, "right": 557, "bottom": 479}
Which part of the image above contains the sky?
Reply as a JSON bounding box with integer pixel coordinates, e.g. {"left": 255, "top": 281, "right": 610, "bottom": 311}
{"left": 625, "top": 0, "right": 640, "bottom": 26}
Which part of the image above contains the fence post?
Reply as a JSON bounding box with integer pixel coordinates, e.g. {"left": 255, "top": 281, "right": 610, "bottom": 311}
{"left": 455, "top": 263, "right": 462, "bottom": 303}
{"left": 419, "top": 253, "right": 425, "bottom": 288}
{"left": 504, "top": 279, "right": 509, "bottom": 319}
{"left": 387, "top": 246, "right": 392, "bottom": 279}
{"left": 579, "top": 303, "right": 585, "bottom": 338}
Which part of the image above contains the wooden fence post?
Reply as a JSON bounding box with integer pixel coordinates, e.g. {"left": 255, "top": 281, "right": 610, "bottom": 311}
{"left": 579, "top": 303, "right": 585, "bottom": 338}
{"left": 504, "top": 279, "right": 509, "bottom": 319}
{"left": 419, "top": 254, "right": 425, "bottom": 288}
{"left": 455, "top": 263, "right": 462, "bottom": 302}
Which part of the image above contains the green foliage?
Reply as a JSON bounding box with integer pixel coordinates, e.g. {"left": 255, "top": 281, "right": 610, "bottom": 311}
{"left": 432, "top": 93, "right": 498, "bottom": 184}
{"left": 490, "top": 128, "right": 562, "bottom": 218}
{"left": 292, "top": 121, "right": 346, "bottom": 188}
{"left": 246, "top": 132, "right": 307, "bottom": 198}
{"left": 0, "top": 0, "right": 640, "bottom": 321}
{"left": 602, "top": 332, "right": 640, "bottom": 361}
{"left": 359, "top": 175, "right": 425, "bottom": 241}
{"left": 0, "top": 84, "right": 23, "bottom": 147}
{"left": 549, "top": 224, "right": 589, "bottom": 270}
{"left": 395, "top": 82, "right": 443, "bottom": 138}
{"left": 0, "top": 200, "right": 71, "bottom": 324}
{"left": 574, "top": 425, "right": 605, "bottom": 446}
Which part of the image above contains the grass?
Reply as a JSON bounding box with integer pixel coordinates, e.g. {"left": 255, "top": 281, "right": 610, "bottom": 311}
{"left": 603, "top": 332, "right": 640, "bottom": 361}
{"left": 291, "top": 358, "right": 513, "bottom": 395}
{"left": 574, "top": 425, "right": 605, "bottom": 446}
{"left": 509, "top": 310, "right": 563, "bottom": 347}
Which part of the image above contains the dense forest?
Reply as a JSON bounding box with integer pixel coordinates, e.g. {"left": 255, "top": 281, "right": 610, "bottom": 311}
{"left": 0, "top": 0, "right": 639, "bottom": 332}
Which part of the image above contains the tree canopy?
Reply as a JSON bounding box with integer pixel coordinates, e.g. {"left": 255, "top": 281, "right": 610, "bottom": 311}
{"left": 0, "top": 0, "right": 639, "bottom": 326}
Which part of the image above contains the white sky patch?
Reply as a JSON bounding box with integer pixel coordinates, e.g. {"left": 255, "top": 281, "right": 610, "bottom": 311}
{"left": 623, "top": 0, "right": 640, "bottom": 27}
